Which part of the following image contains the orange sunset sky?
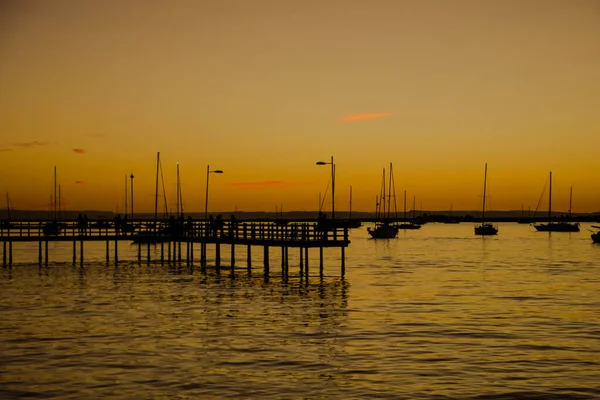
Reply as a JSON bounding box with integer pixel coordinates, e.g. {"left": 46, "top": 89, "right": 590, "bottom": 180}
{"left": 1, "top": 0, "right": 599, "bottom": 214}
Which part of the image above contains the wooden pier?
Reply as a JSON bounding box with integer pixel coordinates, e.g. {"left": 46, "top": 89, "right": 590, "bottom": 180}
{"left": 0, "top": 220, "right": 350, "bottom": 276}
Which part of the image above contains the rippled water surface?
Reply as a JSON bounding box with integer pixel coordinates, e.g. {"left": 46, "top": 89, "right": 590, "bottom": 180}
{"left": 2, "top": 223, "right": 599, "bottom": 399}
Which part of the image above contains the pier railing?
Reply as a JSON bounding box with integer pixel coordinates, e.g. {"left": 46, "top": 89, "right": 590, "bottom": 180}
{"left": 0, "top": 220, "right": 349, "bottom": 245}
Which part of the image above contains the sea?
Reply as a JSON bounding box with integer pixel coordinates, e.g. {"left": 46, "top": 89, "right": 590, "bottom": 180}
{"left": 1, "top": 223, "right": 599, "bottom": 399}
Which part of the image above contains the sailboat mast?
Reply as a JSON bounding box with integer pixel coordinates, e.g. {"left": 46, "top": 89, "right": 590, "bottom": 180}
{"left": 6, "top": 192, "right": 10, "bottom": 221}
{"left": 381, "top": 168, "right": 386, "bottom": 220}
{"left": 124, "top": 174, "right": 128, "bottom": 217}
{"left": 349, "top": 186, "right": 353, "bottom": 220}
{"left": 403, "top": 190, "right": 407, "bottom": 222}
{"left": 387, "top": 163, "right": 393, "bottom": 219}
{"left": 482, "top": 163, "right": 488, "bottom": 223}
{"left": 569, "top": 186, "right": 573, "bottom": 218}
{"left": 549, "top": 171, "right": 552, "bottom": 223}
{"left": 176, "top": 162, "right": 180, "bottom": 216}
{"left": 154, "top": 152, "right": 160, "bottom": 225}
{"left": 58, "top": 184, "right": 61, "bottom": 220}
{"left": 53, "top": 166, "right": 57, "bottom": 220}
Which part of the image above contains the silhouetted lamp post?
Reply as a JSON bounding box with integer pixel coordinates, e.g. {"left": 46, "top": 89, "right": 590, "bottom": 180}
{"left": 316, "top": 156, "right": 335, "bottom": 220}
{"left": 205, "top": 165, "right": 224, "bottom": 220}
{"left": 130, "top": 173, "right": 134, "bottom": 219}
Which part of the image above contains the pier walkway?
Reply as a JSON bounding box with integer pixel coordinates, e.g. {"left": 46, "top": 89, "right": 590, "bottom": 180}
{"left": 0, "top": 220, "right": 350, "bottom": 276}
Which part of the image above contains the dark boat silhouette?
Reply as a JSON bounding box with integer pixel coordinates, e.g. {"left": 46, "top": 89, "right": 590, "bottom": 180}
{"left": 534, "top": 172, "right": 579, "bottom": 232}
{"left": 474, "top": 163, "right": 498, "bottom": 236}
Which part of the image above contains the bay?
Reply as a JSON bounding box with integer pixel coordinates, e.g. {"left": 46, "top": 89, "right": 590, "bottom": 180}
{"left": 1, "top": 223, "right": 599, "bottom": 399}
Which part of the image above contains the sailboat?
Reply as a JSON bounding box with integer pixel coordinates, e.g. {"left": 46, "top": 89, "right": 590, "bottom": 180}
{"left": 474, "top": 163, "right": 498, "bottom": 236}
{"left": 397, "top": 190, "right": 421, "bottom": 229}
{"left": 43, "top": 166, "right": 62, "bottom": 236}
{"left": 273, "top": 204, "right": 289, "bottom": 226}
{"left": 533, "top": 172, "right": 579, "bottom": 232}
{"left": 367, "top": 163, "right": 399, "bottom": 239}
{"left": 132, "top": 152, "right": 171, "bottom": 243}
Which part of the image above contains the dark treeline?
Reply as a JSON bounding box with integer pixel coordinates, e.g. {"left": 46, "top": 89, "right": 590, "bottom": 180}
{"left": 2, "top": 209, "right": 599, "bottom": 223}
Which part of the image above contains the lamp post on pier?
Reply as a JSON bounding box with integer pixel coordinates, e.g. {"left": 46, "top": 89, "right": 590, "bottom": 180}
{"left": 205, "top": 165, "right": 224, "bottom": 220}
{"left": 130, "top": 173, "right": 134, "bottom": 219}
{"left": 316, "top": 156, "right": 335, "bottom": 220}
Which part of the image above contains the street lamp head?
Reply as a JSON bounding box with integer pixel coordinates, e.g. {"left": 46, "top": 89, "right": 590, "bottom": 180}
{"left": 213, "top": 170, "right": 224, "bottom": 174}
{"left": 316, "top": 161, "right": 328, "bottom": 165}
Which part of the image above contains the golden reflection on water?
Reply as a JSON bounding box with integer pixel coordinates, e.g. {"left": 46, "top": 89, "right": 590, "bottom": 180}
{"left": 1, "top": 223, "right": 600, "bottom": 398}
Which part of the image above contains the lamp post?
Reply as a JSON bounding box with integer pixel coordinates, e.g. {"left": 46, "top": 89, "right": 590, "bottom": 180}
{"left": 130, "top": 173, "right": 134, "bottom": 219}
{"left": 316, "top": 156, "right": 335, "bottom": 220}
{"left": 205, "top": 165, "right": 224, "bottom": 220}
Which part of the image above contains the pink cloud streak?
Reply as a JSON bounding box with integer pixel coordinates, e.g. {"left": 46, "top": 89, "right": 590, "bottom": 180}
{"left": 340, "top": 112, "right": 393, "bottom": 122}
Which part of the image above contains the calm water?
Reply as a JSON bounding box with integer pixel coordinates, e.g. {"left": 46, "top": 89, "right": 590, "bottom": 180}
{"left": 1, "top": 223, "right": 599, "bottom": 399}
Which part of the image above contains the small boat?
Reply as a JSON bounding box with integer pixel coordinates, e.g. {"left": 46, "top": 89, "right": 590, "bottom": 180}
{"left": 397, "top": 191, "right": 421, "bottom": 230}
{"left": 368, "top": 222, "right": 399, "bottom": 239}
{"left": 474, "top": 163, "right": 498, "bottom": 236}
{"left": 533, "top": 172, "right": 579, "bottom": 232}
{"left": 368, "top": 163, "right": 400, "bottom": 239}
{"left": 591, "top": 226, "right": 600, "bottom": 243}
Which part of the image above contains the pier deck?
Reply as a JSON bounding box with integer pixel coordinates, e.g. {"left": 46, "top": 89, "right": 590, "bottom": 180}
{"left": 1, "top": 220, "right": 350, "bottom": 275}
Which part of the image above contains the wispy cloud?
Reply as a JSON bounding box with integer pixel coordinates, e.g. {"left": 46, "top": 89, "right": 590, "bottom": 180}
{"left": 13, "top": 141, "right": 50, "bottom": 148}
{"left": 340, "top": 112, "right": 393, "bottom": 122}
{"left": 230, "top": 181, "right": 285, "bottom": 187}
{"left": 75, "top": 180, "right": 85, "bottom": 185}
{"left": 73, "top": 148, "right": 85, "bottom": 154}
{"left": 0, "top": 147, "right": 13, "bottom": 152}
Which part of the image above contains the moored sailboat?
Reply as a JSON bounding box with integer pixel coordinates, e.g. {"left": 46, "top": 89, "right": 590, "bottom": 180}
{"left": 397, "top": 190, "right": 421, "bottom": 230}
{"left": 368, "top": 163, "right": 399, "bottom": 239}
{"left": 533, "top": 172, "right": 579, "bottom": 232}
{"left": 474, "top": 163, "right": 498, "bottom": 236}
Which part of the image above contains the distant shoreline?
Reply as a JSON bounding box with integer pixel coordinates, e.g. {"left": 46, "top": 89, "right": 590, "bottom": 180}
{"left": 2, "top": 209, "right": 599, "bottom": 223}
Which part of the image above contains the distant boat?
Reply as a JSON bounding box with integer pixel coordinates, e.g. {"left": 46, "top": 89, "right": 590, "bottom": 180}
{"left": 367, "top": 163, "right": 399, "bottom": 239}
{"left": 533, "top": 172, "right": 579, "bottom": 232}
{"left": 443, "top": 203, "right": 460, "bottom": 224}
{"left": 474, "top": 163, "right": 498, "bottom": 236}
{"left": 273, "top": 204, "right": 289, "bottom": 226}
{"left": 591, "top": 225, "right": 600, "bottom": 243}
{"left": 516, "top": 204, "right": 532, "bottom": 224}
{"left": 397, "top": 190, "right": 421, "bottom": 230}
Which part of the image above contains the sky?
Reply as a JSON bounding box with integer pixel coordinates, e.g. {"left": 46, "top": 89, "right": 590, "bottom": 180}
{"left": 1, "top": 0, "right": 599, "bottom": 214}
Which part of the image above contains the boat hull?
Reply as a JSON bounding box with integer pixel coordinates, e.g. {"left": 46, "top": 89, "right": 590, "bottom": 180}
{"left": 534, "top": 223, "right": 580, "bottom": 232}
{"left": 367, "top": 224, "right": 399, "bottom": 239}
{"left": 474, "top": 223, "right": 498, "bottom": 236}
{"left": 591, "top": 232, "right": 600, "bottom": 243}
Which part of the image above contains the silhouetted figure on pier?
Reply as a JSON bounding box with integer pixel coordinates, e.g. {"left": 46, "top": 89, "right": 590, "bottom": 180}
{"left": 114, "top": 214, "right": 122, "bottom": 235}
{"left": 76, "top": 213, "right": 86, "bottom": 235}
{"left": 228, "top": 214, "right": 237, "bottom": 238}
{"left": 122, "top": 215, "right": 130, "bottom": 236}
{"left": 215, "top": 214, "right": 224, "bottom": 237}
